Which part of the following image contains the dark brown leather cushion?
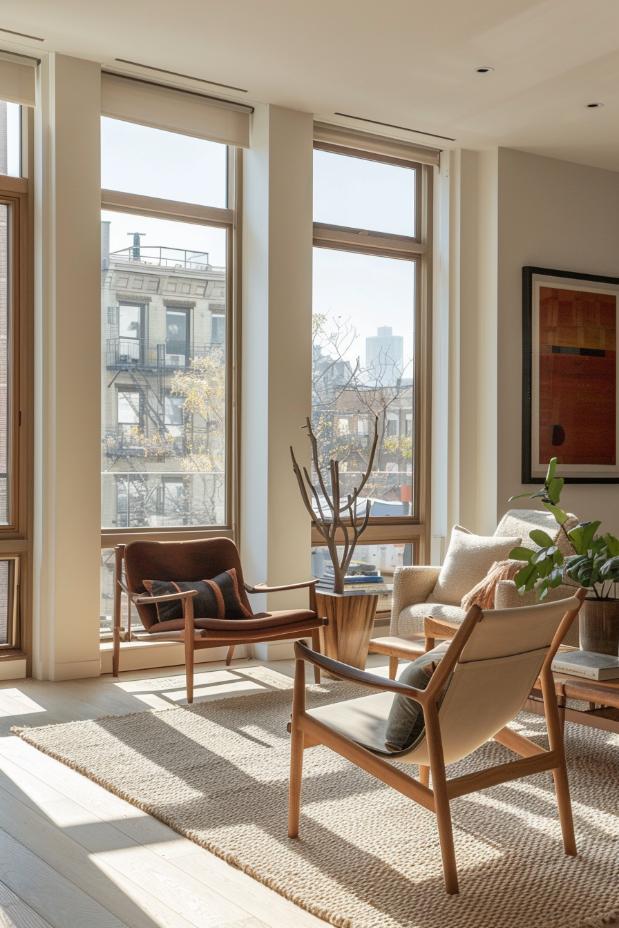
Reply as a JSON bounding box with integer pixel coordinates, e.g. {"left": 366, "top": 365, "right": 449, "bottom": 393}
{"left": 125, "top": 538, "right": 252, "bottom": 629}
{"left": 143, "top": 569, "right": 251, "bottom": 623}
{"left": 148, "top": 609, "right": 318, "bottom": 634}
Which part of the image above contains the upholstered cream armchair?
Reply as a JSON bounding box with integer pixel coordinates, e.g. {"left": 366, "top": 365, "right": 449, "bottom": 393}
{"left": 371, "top": 509, "right": 578, "bottom": 676}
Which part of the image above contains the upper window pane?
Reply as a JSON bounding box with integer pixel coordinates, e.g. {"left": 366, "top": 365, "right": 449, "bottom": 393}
{"left": 101, "top": 117, "right": 227, "bottom": 207}
{"left": 0, "top": 102, "right": 21, "bottom": 178}
{"left": 0, "top": 203, "right": 10, "bottom": 523}
{"left": 312, "top": 247, "right": 415, "bottom": 517}
{"left": 101, "top": 209, "right": 228, "bottom": 529}
{"left": 313, "top": 149, "right": 415, "bottom": 236}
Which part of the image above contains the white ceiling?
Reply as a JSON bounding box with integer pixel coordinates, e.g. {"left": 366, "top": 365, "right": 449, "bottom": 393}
{"left": 4, "top": 0, "right": 619, "bottom": 170}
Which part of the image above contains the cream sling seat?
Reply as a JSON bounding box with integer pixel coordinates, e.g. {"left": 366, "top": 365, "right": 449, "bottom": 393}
{"left": 288, "top": 591, "right": 585, "bottom": 896}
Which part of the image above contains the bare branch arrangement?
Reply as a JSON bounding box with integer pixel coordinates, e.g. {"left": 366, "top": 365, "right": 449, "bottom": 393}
{"left": 290, "top": 416, "right": 379, "bottom": 594}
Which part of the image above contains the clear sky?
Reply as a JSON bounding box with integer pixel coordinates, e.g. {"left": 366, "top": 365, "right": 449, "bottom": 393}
{"left": 101, "top": 118, "right": 415, "bottom": 365}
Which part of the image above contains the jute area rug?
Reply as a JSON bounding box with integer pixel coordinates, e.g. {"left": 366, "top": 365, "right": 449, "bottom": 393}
{"left": 15, "top": 672, "right": 619, "bottom": 928}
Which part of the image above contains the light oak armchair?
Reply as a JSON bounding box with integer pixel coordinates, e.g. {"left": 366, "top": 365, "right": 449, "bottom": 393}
{"left": 113, "top": 537, "right": 326, "bottom": 702}
{"left": 288, "top": 590, "right": 585, "bottom": 894}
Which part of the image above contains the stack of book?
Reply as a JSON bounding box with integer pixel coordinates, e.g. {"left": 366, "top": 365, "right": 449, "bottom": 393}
{"left": 317, "top": 562, "right": 388, "bottom": 595}
{"left": 551, "top": 649, "right": 619, "bottom": 681}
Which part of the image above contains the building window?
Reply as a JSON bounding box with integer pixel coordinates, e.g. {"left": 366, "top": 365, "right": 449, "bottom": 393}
{"left": 312, "top": 132, "right": 433, "bottom": 563}
{"left": 100, "top": 110, "right": 238, "bottom": 636}
{"left": 165, "top": 307, "right": 190, "bottom": 367}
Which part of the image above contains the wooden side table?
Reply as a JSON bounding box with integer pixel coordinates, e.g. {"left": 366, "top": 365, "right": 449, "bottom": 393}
{"left": 315, "top": 589, "right": 379, "bottom": 669}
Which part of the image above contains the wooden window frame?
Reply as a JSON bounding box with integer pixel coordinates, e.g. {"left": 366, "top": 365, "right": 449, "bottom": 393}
{"left": 0, "top": 105, "right": 32, "bottom": 655}
{"left": 312, "top": 139, "right": 433, "bottom": 561}
{"left": 100, "top": 145, "right": 241, "bottom": 637}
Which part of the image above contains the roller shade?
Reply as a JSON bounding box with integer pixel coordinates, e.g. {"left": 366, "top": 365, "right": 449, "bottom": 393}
{"left": 314, "top": 122, "right": 440, "bottom": 167}
{"left": 0, "top": 55, "right": 36, "bottom": 107}
{"left": 101, "top": 72, "right": 251, "bottom": 148}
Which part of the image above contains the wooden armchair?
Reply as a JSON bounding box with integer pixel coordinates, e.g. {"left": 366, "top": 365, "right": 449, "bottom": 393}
{"left": 288, "top": 590, "right": 585, "bottom": 894}
{"left": 113, "top": 537, "right": 326, "bottom": 702}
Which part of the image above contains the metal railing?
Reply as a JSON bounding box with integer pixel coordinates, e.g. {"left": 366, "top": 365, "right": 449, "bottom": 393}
{"left": 109, "top": 246, "right": 210, "bottom": 271}
{"left": 105, "top": 338, "right": 217, "bottom": 370}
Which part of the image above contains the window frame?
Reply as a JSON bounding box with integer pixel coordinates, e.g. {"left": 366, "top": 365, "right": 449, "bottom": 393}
{"left": 0, "top": 105, "right": 32, "bottom": 653}
{"left": 312, "top": 138, "right": 433, "bottom": 563}
{"left": 101, "top": 143, "right": 241, "bottom": 556}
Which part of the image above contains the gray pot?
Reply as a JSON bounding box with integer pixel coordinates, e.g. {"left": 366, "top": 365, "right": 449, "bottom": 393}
{"left": 579, "top": 598, "right": 619, "bottom": 656}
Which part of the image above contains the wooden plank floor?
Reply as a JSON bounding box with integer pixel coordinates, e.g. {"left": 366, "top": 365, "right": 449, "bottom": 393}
{"left": 0, "top": 656, "right": 391, "bottom": 928}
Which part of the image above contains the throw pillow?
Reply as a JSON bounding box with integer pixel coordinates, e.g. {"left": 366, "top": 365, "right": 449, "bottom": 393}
{"left": 428, "top": 525, "right": 521, "bottom": 606}
{"left": 143, "top": 568, "right": 252, "bottom": 623}
{"left": 460, "top": 559, "right": 522, "bottom": 612}
{"left": 384, "top": 643, "right": 449, "bottom": 752}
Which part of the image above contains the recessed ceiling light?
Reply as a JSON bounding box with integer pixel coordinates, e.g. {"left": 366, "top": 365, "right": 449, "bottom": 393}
{"left": 586, "top": 102, "right": 604, "bottom": 108}
{"left": 475, "top": 66, "right": 494, "bottom": 74}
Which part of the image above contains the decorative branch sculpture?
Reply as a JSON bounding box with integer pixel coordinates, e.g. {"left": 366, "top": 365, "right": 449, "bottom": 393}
{"left": 290, "top": 416, "right": 379, "bottom": 594}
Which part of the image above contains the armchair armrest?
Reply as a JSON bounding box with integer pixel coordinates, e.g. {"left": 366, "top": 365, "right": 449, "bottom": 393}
{"left": 245, "top": 579, "right": 318, "bottom": 594}
{"left": 294, "top": 640, "right": 426, "bottom": 704}
{"left": 391, "top": 565, "right": 441, "bottom": 635}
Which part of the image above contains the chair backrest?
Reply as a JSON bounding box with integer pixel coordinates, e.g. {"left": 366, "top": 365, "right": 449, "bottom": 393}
{"left": 495, "top": 508, "right": 577, "bottom": 555}
{"left": 424, "top": 595, "right": 579, "bottom": 765}
{"left": 123, "top": 537, "right": 251, "bottom": 628}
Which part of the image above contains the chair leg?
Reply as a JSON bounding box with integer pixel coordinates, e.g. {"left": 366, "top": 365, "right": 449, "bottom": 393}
{"left": 185, "top": 636, "right": 195, "bottom": 705}
{"left": 552, "top": 758, "right": 577, "bottom": 856}
{"left": 225, "top": 645, "right": 235, "bottom": 667}
{"left": 112, "top": 629, "right": 120, "bottom": 678}
{"left": 425, "top": 706, "right": 459, "bottom": 894}
{"left": 389, "top": 655, "right": 398, "bottom": 680}
{"left": 419, "top": 764, "right": 430, "bottom": 787}
{"left": 310, "top": 629, "right": 321, "bottom": 684}
{"left": 540, "top": 665, "right": 576, "bottom": 856}
{"left": 288, "top": 658, "right": 306, "bottom": 838}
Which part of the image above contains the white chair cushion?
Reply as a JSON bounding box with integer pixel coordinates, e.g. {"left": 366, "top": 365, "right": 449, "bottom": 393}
{"left": 397, "top": 601, "right": 466, "bottom": 637}
{"left": 428, "top": 525, "right": 521, "bottom": 606}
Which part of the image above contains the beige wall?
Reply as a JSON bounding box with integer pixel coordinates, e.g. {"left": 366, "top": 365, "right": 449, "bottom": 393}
{"left": 497, "top": 148, "right": 619, "bottom": 536}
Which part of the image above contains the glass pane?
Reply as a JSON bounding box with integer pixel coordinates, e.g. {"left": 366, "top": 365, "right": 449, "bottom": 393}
{"left": 101, "top": 117, "right": 227, "bottom": 207}
{"left": 312, "top": 542, "right": 415, "bottom": 614}
{"left": 0, "top": 559, "right": 11, "bottom": 644}
{"left": 0, "top": 102, "right": 21, "bottom": 178}
{"left": 102, "top": 210, "right": 227, "bottom": 528}
{"left": 312, "top": 247, "right": 415, "bottom": 517}
{"left": 314, "top": 149, "right": 415, "bottom": 236}
{"left": 0, "top": 204, "right": 10, "bottom": 523}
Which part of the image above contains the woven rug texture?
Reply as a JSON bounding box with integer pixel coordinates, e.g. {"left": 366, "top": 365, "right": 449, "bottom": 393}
{"left": 15, "top": 674, "right": 619, "bottom": 928}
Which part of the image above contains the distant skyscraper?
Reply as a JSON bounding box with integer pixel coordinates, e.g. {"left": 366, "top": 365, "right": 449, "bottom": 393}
{"left": 365, "top": 326, "right": 403, "bottom": 386}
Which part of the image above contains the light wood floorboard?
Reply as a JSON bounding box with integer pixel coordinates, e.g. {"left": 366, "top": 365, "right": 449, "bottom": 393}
{"left": 0, "top": 656, "right": 387, "bottom": 928}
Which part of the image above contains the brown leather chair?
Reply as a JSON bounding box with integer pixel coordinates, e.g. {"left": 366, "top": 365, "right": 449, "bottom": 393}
{"left": 113, "top": 537, "right": 326, "bottom": 702}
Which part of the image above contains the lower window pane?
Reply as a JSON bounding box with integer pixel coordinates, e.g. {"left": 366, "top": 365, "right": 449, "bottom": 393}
{"left": 0, "top": 203, "right": 10, "bottom": 523}
{"left": 311, "top": 542, "right": 415, "bottom": 613}
{"left": 101, "top": 210, "right": 228, "bottom": 529}
{"left": 0, "top": 558, "right": 17, "bottom": 647}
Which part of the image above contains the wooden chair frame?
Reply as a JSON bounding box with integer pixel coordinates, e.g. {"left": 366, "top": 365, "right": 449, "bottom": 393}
{"left": 288, "top": 590, "right": 586, "bottom": 894}
{"left": 113, "top": 544, "right": 326, "bottom": 701}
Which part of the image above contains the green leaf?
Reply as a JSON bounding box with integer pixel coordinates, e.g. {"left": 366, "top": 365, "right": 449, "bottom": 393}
{"left": 547, "top": 476, "right": 564, "bottom": 505}
{"left": 546, "top": 458, "right": 558, "bottom": 482}
{"left": 509, "top": 546, "right": 534, "bottom": 561}
{"left": 604, "top": 534, "right": 619, "bottom": 557}
{"left": 601, "top": 556, "right": 619, "bottom": 579}
{"left": 529, "top": 529, "right": 554, "bottom": 548}
{"left": 544, "top": 503, "right": 569, "bottom": 525}
{"left": 532, "top": 546, "right": 557, "bottom": 565}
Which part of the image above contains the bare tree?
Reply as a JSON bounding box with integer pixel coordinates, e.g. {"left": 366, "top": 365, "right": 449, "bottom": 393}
{"left": 290, "top": 416, "right": 379, "bottom": 594}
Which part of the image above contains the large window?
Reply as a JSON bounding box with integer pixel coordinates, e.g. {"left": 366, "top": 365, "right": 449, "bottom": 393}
{"left": 100, "top": 115, "right": 237, "bottom": 636}
{"left": 312, "top": 137, "right": 433, "bottom": 599}
{"left": 0, "top": 99, "right": 30, "bottom": 650}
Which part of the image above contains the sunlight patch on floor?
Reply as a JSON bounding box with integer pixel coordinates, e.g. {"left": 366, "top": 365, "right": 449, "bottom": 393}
{"left": 0, "top": 689, "right": 47, "bottom": 719}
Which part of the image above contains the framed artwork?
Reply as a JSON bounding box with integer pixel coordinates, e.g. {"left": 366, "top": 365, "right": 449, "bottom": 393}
{"left": 522, "top": 266, "right": 619, "bottom": 484}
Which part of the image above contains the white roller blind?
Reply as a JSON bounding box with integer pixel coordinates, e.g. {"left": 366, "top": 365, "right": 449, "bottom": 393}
{"left": 0, "top": 56, "right": 36, "bottom": 107}
{"left": 101, "top": 73, "right": 251, "bottom": 148}
{"left": 314, "top": 122, "right": 440, "bottom": 167}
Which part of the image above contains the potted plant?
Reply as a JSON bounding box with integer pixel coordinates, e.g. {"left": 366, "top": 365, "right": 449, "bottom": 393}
{"left": 289, "top": 416, "right": 381, "bottom": 669}
{"left": 509, "top": 457, "right": 619, "bottom": 654}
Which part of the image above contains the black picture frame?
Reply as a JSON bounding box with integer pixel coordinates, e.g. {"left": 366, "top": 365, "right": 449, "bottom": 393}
{"left": 522, "top": 265, "right": 619, "bottom": 484}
